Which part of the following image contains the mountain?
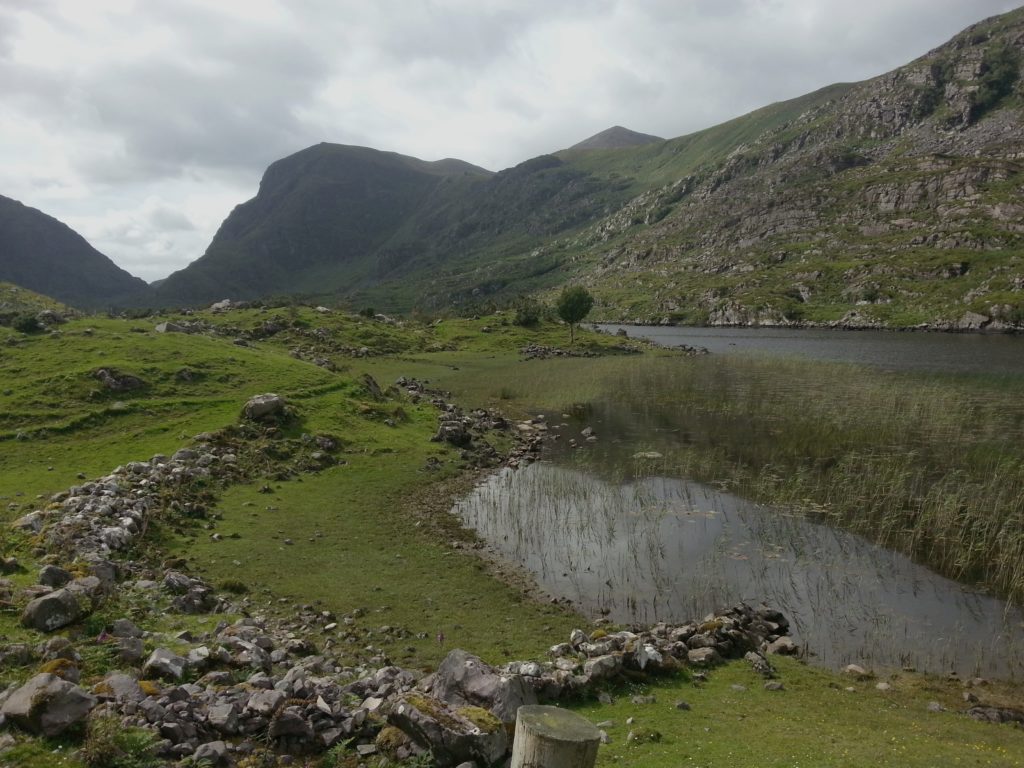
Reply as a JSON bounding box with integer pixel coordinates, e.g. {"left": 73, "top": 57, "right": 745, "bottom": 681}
{"left": 543, "top": 7, "right": 1024, "bottom": 330}
{"left": 0, "top": 195, "right": 150, "bottom": 309}
{"left": 162, "top": 8, "right": 1024, "bottom": 329}
{"left": 568, "top": 126, "right": 664, "bottom": 150}
{"left": 155, "top": 144, "right": 634, "bottom": 309}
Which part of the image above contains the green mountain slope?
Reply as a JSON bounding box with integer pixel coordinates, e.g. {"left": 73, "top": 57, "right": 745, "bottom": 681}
{"left": 0, "top": 195, "right": 150, "bottom": 310}
{"left": 156, "top": 145, "right": 636, "bottom": 310}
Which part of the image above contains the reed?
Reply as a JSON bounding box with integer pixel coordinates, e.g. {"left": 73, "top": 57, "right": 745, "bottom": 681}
{"left": 592, "top": 354, "right": 1024, "bottom": 601}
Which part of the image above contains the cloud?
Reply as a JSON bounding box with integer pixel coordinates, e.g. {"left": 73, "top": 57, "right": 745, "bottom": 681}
{"left": 0, "top": 0, "right": 1019, "bottom": 282}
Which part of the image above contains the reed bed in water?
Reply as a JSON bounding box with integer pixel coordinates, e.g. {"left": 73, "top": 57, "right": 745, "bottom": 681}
{"left": 590, "top": 354, "right": 1024, "bottom": 602}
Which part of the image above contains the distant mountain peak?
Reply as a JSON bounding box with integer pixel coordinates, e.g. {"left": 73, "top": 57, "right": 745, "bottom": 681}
{"left": 569, "top": 126, "right": 664, "bottom": 151}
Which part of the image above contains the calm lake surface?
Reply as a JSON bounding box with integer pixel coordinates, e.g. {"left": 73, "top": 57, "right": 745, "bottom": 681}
{"left": 455, "top": 461, "right": 1024, "bottom": 677}
{"left": 453, "top": 327, "right": 1024, "bottom": 678}
{"left": 598, "top": 324, "right": 1024, "bottom": 376}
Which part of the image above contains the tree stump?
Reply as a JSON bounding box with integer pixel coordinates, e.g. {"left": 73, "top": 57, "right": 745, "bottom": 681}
{"left": 510, "top": 705, "right": 601, "bottom": 768}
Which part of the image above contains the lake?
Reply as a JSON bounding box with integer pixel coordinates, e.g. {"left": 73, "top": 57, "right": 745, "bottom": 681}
{"left": 455, "top": 460, "right": 1024, "bottom": 678}
{"left": 452, "top": 328, "right": 1024, "bottom": 678}
{"left": 598, "top": 324, "right": 1024, "bottom": 376}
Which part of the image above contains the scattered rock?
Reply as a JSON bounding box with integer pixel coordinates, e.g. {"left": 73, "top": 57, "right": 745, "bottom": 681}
{"left": 21, "top": 588, "right": 86, "bottom": 632}
{"left": 38, "top": 564, "right": 72, "bottom": 587}
{"left": 1, "top": 673, "right": 97, "bottom": 736}
{"left": 142, "top": 648, "right": 188, "bottom": 681}
{"left": 243, "top": 393, "right": 287, "bottom": 421}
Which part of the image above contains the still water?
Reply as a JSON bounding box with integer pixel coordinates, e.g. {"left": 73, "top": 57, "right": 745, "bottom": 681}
{"left": 598, "top": 324, "right": 1024, "bottom": 376}
{"left": 455, "top": 460, "right": 1024, "bottom": 678}
{"left": 452, "top": 328, "right": 1024, "bottom": 677}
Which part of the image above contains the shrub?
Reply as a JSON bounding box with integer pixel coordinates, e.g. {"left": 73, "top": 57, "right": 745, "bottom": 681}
{"left": 972, "top": 42, "right": 1020, "bottom": 120}
{"left": 80, "top": 715, "right": 162, "bottom": 768}
{"left": 12, "top": 313, "right": 42, "bottom": 334}
{"left": 513, "top": 298, "right": 543, "bottom": 327}
{"left": 556, "top": 286, "right": 594, "bottom": 344}
{"left": 219, "top": 578, "right": 248, "bottom": 594}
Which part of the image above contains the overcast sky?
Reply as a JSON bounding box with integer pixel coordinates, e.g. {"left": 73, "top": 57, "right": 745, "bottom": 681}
{"left": 1, "top": 0, "right": 1020, "bottom": 282}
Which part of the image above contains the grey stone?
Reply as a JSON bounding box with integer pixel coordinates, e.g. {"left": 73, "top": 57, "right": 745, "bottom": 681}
{"left": 427, "top": 648, "right": 537, "bottom": 725}
{"left": 766, "top": 635, "right": 798, "bottom": 655}
{"left": 583, "top": 654, "right": 622, "bottom": 682}
{"left": 247, "top": 689, "right": 286, "bottom": 716}
{"left": 687, "top": 647, "right": 721, "bottom": 667}
{"left": 117, "top": 637, "right": 145, "bottom": 664}
{"left": 1, "top": 673, "right": 97, "bottom": 736}
{"left": 12, "top": 512, "right": 44, "bottom": 533}
{"left": 21, "top": 588, "right": 85, "bottom": 632}
{"left": 142, "top": 649, "right": 188, "bottom": 681}
{"left": 843, "top": 664, "right": 871, "bottom": 680}
{"left": 243, "top": 393, "right": 287, "bottom": 421}
{"left": 389, "top": 695, "right": 508, "bottom": 768}
{"left": 38, "top": 565, "right": 72, "bottom": 588}
{"left": 98, "top": 673, "right": 144, "bottom": 703}
{"left": 193, "top": 740, "right": 228, "bottom": 765}
{"left": 111, "top": 618, "right": 143, "bottom": 638}
{"left": 154, "top": 322, "right": 192, "bottom": 334}
{"left": 269, "top": 707, "right": 313, "bottom": 740}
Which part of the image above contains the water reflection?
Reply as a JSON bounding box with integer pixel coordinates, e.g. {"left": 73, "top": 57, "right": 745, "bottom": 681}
{"left": 454, "top": 462, "right": 1024, "bottom": 678}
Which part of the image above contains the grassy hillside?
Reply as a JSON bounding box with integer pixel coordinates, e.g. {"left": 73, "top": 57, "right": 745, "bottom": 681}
{"left": 1, "top": 307, "right": 1023, "bottom": 766}
{"left": 556, "top": 83, "right": 853, "bottom": 190}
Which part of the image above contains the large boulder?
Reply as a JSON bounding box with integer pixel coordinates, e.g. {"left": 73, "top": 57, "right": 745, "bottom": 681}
{"left": 424, "top": 649, "right": 536, "bottom": 725}
{"left": 1, "top": 673, "right": 96, "bottom": 736}
{"left": 389, "top": 694, "right": 508, "bottom": 768}
{"left": 21, "top": 588, "right": 86, "bottom": 632}
{"left": 243, "top": 393, "right": 287, "bottom": 421}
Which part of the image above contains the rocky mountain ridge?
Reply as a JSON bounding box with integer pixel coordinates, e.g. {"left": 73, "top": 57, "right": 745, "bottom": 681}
{"left": 548, "top": 8, "right": 1024, "bottom": 329}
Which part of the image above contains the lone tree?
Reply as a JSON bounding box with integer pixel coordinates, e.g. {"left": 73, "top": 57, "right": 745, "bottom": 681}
{"left": 556, "top": 285, "right": 594, "bottom": 345}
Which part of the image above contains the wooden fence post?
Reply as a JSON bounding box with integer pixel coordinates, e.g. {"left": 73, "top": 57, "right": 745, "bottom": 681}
{"left": 510, "top": 705, "right": 601, "bottom": 768}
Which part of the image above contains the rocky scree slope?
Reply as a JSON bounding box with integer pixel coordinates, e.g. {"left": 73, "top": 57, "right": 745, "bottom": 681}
{"left": 556, "top": 8, "right": 1024, "bottom": 329}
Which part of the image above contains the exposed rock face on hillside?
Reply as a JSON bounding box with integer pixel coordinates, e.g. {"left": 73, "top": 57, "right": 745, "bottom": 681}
{"left": 569, "top": 126, "right": 664, "bottom": 150}
{"left": 0, "top": 195, "right": 150, "bottom": 310}
{"left": 563, "top": 8, "right": 1024, "bottom": 329}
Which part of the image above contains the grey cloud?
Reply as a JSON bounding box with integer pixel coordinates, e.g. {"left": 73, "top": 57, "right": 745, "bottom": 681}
{"left": 148, "top": 207, "right": 195, "bottom": 231}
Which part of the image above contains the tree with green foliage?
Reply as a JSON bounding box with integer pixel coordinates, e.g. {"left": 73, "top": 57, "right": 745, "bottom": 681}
{"left": 556, "top": 286, "right": 594, "bottom": 345}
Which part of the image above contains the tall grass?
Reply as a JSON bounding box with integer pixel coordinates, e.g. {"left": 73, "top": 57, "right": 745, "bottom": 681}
{"left": 589, "top": 355, "right": 1024, "bottom": 601}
